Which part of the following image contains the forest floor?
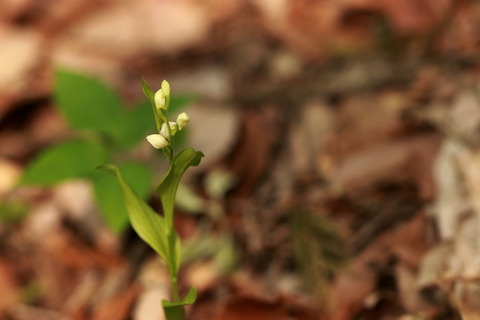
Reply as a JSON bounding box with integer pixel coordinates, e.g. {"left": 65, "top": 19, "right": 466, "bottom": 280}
{"left": 1, "top": 1, "right": 480, "bottom": 319}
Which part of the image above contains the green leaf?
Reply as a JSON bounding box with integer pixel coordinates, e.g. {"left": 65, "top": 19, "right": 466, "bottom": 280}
{"left": 162, "top": 287, "right": 197, "bottom": 320}
{"left": 162, "top": 305, "right": 184, "bottom": 320}
{"left": 175, "top": 182, "right": 204, "bottom": 213}
{"left": 157, "top": 148, "right": 204, "bottom": 227}
{"left": 115, "top": 100, "right": 155, "bottom": 149}
{"left": 0, "top": 200, "right": 28, "bottom": 223}
{"left": 141, "top": 77, "right": 155, "bottom": 104}
{"left": 90, "top": 162, "right": 152, "bottom": 233}
{"left": 54, "top": 69, "right": 124, "bottom": 143}
{"left": 163, "top": 286, "right": 197, "bottom": 306}
{"left": 157, "top": 148, "right": 203, "bottom": 274}
{"left": 142, "top": 77, "right": 163, "bottom": 132}
{"left": 171, "top": 126, "right": 188, "bottom": 148}
{"left": 169, "top": 95, "right": 192, "bottom": 114}
{"left": 21, "top": 140, "right": 108, "bottom": 186}
{"left": 98, "top": 164, "right": 178, "bottom": 273}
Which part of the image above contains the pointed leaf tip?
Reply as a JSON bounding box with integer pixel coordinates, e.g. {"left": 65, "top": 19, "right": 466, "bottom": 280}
{"left": 97, "top": 163, "right": 177, "bottom": 273}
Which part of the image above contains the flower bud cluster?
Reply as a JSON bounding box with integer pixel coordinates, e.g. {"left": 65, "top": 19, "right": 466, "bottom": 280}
{"left": 146, "top": 80, "right": 190, "bottom": 149}
{"left": 154, "top": 80, "right": 170, "bottom": 111}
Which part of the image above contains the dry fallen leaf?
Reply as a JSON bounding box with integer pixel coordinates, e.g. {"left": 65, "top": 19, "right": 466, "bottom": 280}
{"left": 332, "top": 134, "right": 441, "bottom": 199}
{"left": 328, "top": 214, "right": 428, "bottom": 320}
{"left": 214, "top": 296, "right": 287, "bottom": 320}
{"left": 92, "top": 283, "right": 139, "bottom": 320}
{"left": 0, "top": 27, "right": 44, "bottom": 115}
{"left": 61, "top": 0, "right": 211, "bottom": 58}
{"left": 184, "top": 103, "right": 240, "bottom": 168}
{"left": 0, "top": 258, "right": 18, "bottom": 316}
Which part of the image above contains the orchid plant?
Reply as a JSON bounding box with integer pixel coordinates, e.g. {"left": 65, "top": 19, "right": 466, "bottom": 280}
{"left": 100, "top": 79, "right": 204, "bottom": 320}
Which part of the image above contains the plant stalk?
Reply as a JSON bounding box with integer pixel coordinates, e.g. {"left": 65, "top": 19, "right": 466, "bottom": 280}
{"left": 171, "top": 275, "right": 180, "bottom": 302}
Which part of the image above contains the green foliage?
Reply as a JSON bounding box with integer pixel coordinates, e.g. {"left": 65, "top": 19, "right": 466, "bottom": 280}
{"left": 103, "top": 78, "right": 202, "bottom": 319}
{"left": 20, "top": 280, "right": 43, "bottom": 304}
{"left": 142, "top": 77, "right": 162, "bottom": 132}
{"left": 20, "top": 140, "right": 108, "bottom": 186}
{"left": 182, "top": 232, "right": 238, "bottom": 273}
{"left": 99, "top": 164, "right": 177, "bottom": 272}
{"left": 158, "top": 148, "right": 204, "bottom": 275}
{"left": 0, "top": 200, "right": 28, "bottom": 223}
{"left": 20, "top": 70, "right": 191, "bottom": 233}
{"left": 90, "top": 163, "right": 152, "bottom": 233}
{"left": 55, "top": 70, "right": 155, "bottom": 149}
{"left": 115, "top": 100, "right": 154, "bottom": 149}
{"left": 141, "top": 77, "right": 191, "bottom": 134}
{"left": 157, "top": 148, "right": 204, "bottom": 228}
{"left": 99, "top": 148, "right": 203, "bottom": 275}
{"left": 169, "top": 96, "right": 192, "bottom": 114}
{"left": 23, "top": 72, "right": 200, "bottom": 318}
{"left": 162, "top": 287, "right": 197, "bottom": 319}
{"left": 54, "top": 69, "right": 124, "bottom": 144}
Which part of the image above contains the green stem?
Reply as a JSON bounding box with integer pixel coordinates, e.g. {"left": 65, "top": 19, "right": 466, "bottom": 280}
{"left": 162, "top": 146, "right": 174, "bottom": 164}
{"left": 170, "top": 275, "right": 180, "bottom": 302}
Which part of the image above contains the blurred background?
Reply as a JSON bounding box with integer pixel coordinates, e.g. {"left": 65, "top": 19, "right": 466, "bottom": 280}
{"left": 0, "top": 0, "right": 479, "bottom": 319}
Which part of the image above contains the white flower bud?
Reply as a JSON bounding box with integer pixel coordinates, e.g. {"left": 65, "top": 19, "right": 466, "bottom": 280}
{"left": 176, "top": 112, "right": 189, "bottom": 130}
{"left": 154, "top": 89, "right": 166, "bottom": 111}
{"left": 154, "top": 80, "right": 171, "bottom": 111}
{"left": 160, "top": 121, "right": 178, "bottom": 138}
{"left": 146, "top": 134, "right": 169, "bottom": 149}
{"left": 161, "top": 80, "right": 170, "bottom": 97}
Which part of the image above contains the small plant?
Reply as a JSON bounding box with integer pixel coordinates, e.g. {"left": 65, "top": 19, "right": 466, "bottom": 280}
{"left": 20, "top": 70, "right": 190, "bottom": 233}
{"left": 100, "top": 79, "right": 204, "bottom": 320}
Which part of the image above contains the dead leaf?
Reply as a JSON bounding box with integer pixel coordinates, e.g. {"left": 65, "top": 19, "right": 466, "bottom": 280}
{"left": 0, "top": 0, "right": 32, "bottom": 21}
{"left": 63, "top": 0, "right": 211, "bottom": 57}
{"left": 9, "top": 304, "right": 68, "bottom": 320}
{"left": 213, "top": 293, "right": 317, "bottom": 320}
{"left": 92, "top": 283, "right": 140, "bottom": 320}
{"left": 223, "top": 106, "right": 281, "bottom": 196}
{"left": 332, "top": 134, "right": 442, "bottom": 199}
{"left": 376, "top": 0, "right": 452, "bottom": 34}
{"left": 214, "top": 296, "right": 286, "bottom": 320}
{"left": 328, "top": 214, "right": 428, "bottom": 320}
{"left": 0, "top": 27, "right": 44, "bottom": 115}
{"left": 0, "top": 258, "right": 18, "bottom": 316}
{"left": 184, "top": 103, "right": 240, "bottom": 168}
{"left": 133, "top": 258, "right": 170, "bottom": 320}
